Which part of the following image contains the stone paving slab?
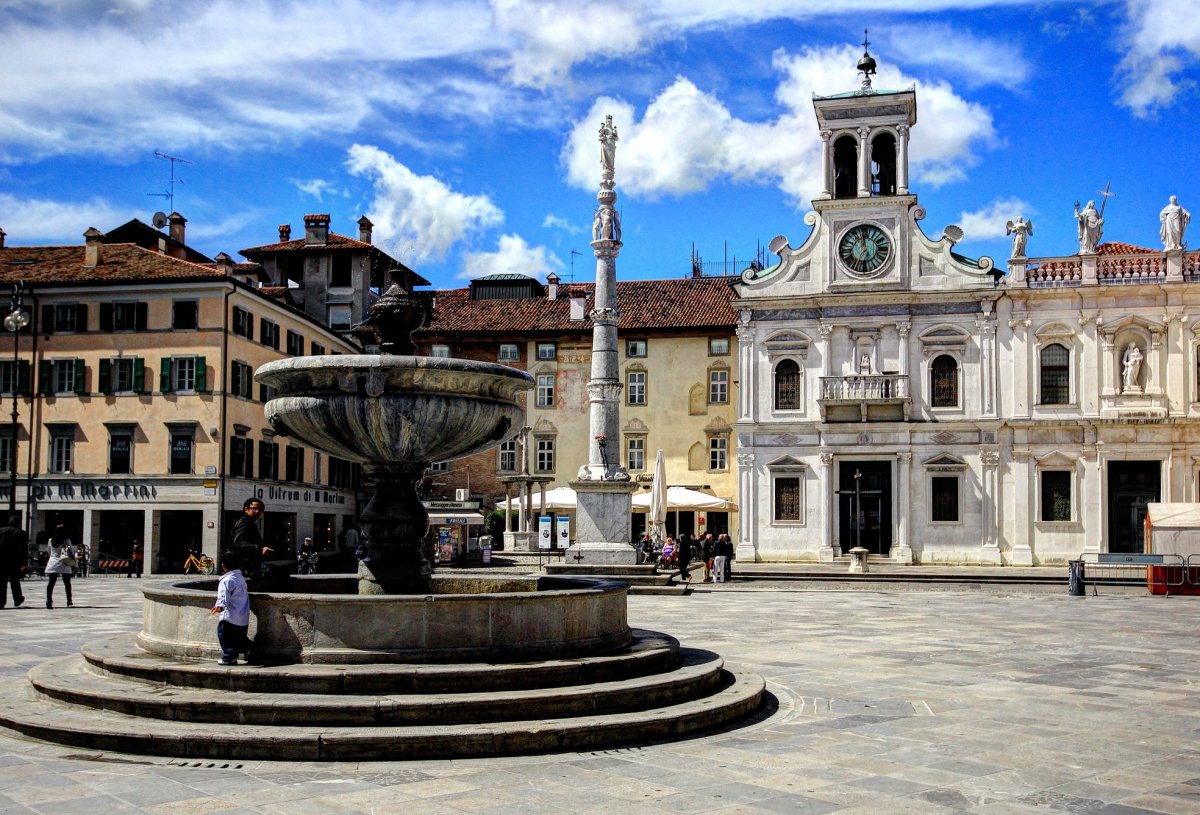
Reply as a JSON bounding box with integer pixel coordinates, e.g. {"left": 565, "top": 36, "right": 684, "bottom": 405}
{"left": 0, "top": 578, "right": 1196, "bottom": 812}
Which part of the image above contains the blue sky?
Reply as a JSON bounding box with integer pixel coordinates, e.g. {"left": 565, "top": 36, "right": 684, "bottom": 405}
{"left": 1, "top": 0, "right": 1198, "bottom": 290}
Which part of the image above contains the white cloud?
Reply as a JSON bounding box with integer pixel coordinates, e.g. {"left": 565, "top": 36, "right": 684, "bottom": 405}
{"left": 958, "top": 197, "right": 1034, "bottom": 240}
{"left": 0, "top": 193, "right": 131, "bottom": 244}
{"left": 881, "top": 24, "right": 1031, "bottom": 90}
{"left": 345, "top": 144, "right": 504, "bottom": 264}
{"left": 562, "top": 44, "right": 996, "bottom": 203}
{"left": 1116, "top": 0, "right": 1200, "bottom": 116}
{"left": 460, "top": 233, "right": 563, "bottom": 280}
{"left": 542, "top": 213, "right": 585, "bottom": 235}
{"left": 292, "top": 179, "right": 339, "bottom": 202}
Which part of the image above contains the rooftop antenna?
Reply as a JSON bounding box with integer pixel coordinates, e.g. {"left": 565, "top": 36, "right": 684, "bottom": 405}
{"left": 568, "top": 249, "right": 582, "bottom": 284}
{"left": 146, "top": 150, "right": 192, "bottom": 213}
{"left": 857, "top": 28, "right": 877, "bottom": 90}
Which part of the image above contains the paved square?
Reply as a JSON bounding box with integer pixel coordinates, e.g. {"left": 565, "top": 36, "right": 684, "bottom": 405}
{"left": 0, "top": 577, "right": 1196, "bottom": 813}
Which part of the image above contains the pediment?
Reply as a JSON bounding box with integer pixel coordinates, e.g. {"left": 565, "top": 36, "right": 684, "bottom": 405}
{"left": 918, "top": 325, "right": 970, "bottom": 343}
{"left": 766, "top": 455, "right": 806, "bottom": 469}
{"left": 1036, "top": 451, "right": 1076, "bottom": 467}
{"left": 1034, "top": 322, "right": 1074, "bottom": 340}
{"left": 704, "top": 416, "right": 731, "bottom": 433}
{"left": 923, "top": 453, "right": 967, "bottom": 471}
{"left": 765, "top": 330, "right": 811, "bottom": 345}
{"left": 623, "top": 418, "right": 649, "bottom": 433}
{"left": 1102, "top": 314, "right": 1162, "bottom": 339}
{"left": 532, "top": 418, "right": 558, "bottom": 434}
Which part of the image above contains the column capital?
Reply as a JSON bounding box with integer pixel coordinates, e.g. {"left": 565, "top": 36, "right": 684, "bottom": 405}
{"left": 819, "top": 451, "right": 834, "bottom": 468}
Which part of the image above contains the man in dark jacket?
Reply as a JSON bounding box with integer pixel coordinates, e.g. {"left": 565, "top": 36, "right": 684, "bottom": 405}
{"left": 230, "top": 498, "right": 273, "bottom": 580}
{"left": 676, "top": 533, "right": 693, "bottom": 582}
{"left": 0, "top": 514, "right": 28, "bottom": 607}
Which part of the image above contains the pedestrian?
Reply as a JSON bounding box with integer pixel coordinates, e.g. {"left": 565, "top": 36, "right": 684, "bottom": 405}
{"left": 45, "top": 524, "right": 75, "bottom": 609}
{"left": 129, "top": 540, "right": 143, "bottom": 578}
{"left": 677, "top": 533, "right": 693, "bottom": 582}
{"left": 701, "top": 533, "right": 715, "bottom": 582}
{"left": 0, "top": 514, "right": 28, "bottom": 608}
{"left": 230, "top": 497, "right": 273, "bottom": 581}
{"left": 74, "top": 540, "right": 89, "bottom": 578}
{"left": 210, "top": 550, "right": 251, "bottom": 666}
{"left": 714, "top": 533, "right": 734, "bottom": 584}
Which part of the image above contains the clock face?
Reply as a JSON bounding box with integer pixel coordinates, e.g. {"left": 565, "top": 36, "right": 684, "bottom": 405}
{"left": 838, "top": 224, "right": 892, "bottom": 276}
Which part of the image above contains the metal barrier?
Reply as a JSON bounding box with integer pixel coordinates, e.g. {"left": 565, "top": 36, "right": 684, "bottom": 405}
{"left": 1075, "top": 553, "right": 1188, "bottom": 596}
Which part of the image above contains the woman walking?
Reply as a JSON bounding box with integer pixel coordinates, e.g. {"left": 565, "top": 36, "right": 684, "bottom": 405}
{"left": 45, "top": 525, "right": 75, "bottom": 609}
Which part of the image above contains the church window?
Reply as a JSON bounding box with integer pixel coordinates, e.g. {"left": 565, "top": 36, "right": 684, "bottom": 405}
{"left": 1039, "top": 344, "right": 1070, "bottom": 405}
{"left": 833, "top": 135, "right": 858, "bottom": 199}
{"left": 930, "top": 355, "right": 959, "bottom": 408}
{"left": 930, "top": 476, "right": 959, "bottom": 522}
{"left": 1040, "top": 470, "right": 1072, "bottom": 522}
{"left": 774, "top": 359, "right": 801, "bottom": 410}
{"left": 773, "top": 476, "right": 803, "bottom": 522}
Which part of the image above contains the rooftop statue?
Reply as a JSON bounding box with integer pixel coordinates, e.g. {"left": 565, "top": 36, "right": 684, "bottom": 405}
{"left": 1006, "top": 216, "right": 1032, "bottom": 258}
{"left": 1074, "top": 200, "right": 1103, "bottom": 255}
{"left": 1160, "top": 196, "right": 1191, "bottom": 251}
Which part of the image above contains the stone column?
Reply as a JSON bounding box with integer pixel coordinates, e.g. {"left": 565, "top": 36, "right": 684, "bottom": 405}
{"left": 856, "top": 127, "right": 871, "bottom": 197}
{"left": 1147, "top": 326, "right": 1165, "bottom": 397}
{"left": 979, "top": 450, "right": 1001, "bottom": 564}
{"left": 737, "top": 316, "right": 756, "bottom": 423}
{"left": 893, "top": 452, "right": 913, "bottom": 564}
{"left": 1010, "top": 318, "right": 1030, "bottom": 417}
{"left": 736, "top": 453, "right": 757, "bottom": 562}
{"left": 978, "top": 310, "right": 997, "bottom": 418}
{"left": 896, "top": 124, "right": 910, "bottom": 194}
{"left": 1078, "top": 312, "right": 1098, "bottom": 416}
{"left": 819, "top": 130, "right": 832, "bottom": 199}
{"left": 1100, "top": 333, "right": 1116, "bottom": 397}
{"left": 1082, "top": 450, "right": 1101, "bottom": 554}
{"left": 1010, "top": 452, "right": 1034, "bottom": 566}
{"left": 897, "top": 321, "right": 911, "bottom": 399}
{"left": 818, "top": 451, "right": 835, "bottom": 562}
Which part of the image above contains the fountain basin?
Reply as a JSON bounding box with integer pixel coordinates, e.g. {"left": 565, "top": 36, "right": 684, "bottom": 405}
{"left": 138, "top": 575, "right": 632, "bottom": 664}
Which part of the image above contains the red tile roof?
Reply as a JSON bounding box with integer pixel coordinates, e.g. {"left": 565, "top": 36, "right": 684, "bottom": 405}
{"left": 0, "top": 243, "right": 225, "bottom": 285}
{"left": 1097, "top": 241, "right": 1157, "bottom": 255}
{"left": 420, "top": 277, "right": 738, "bottom": 336}
{"left": 240, "top": 232, "right": 373, "bottom": 255}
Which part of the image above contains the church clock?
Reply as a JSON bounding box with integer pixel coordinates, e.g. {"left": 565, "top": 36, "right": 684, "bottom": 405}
{"left": 838, "top": 224, "right": 892, "bottom": 276}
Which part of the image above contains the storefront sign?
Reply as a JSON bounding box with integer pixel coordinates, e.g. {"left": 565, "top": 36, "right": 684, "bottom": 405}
{"left": 538, "top": 515, "right": 552, "bottom": 549}
{"left": 3, "top": 481, "right": 160, "bottom": 501}
{"left": 424, "top": 500, "right": 480, "bottom": 511}
{"left": 254, "top": 486, "right": 347, "bottom": 506}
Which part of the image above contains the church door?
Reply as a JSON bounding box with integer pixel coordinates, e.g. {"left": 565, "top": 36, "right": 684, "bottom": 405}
{"left": 838, "top": 461, "right": 893, "bottom": 555}
{"left": 1107, "top": 461, "right": 1160, "bottom": 554}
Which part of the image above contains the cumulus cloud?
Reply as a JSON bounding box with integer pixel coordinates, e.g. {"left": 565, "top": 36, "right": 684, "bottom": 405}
{"left": 958, "top": 197, "right": 1034, "bottom": 240}
{"left": 460, "top": 233, "right": 563, "bottom": 280}
{"left": 881, "top": 24, "right": 1031, "bottom": 90}
{"left": 345, "top": 144, "right": 504, "bottom": 264}
{"left": 292, "top": 179, "right": 339, "bottom": 202}
{"left": 562, "top": 44, "right": 996, "bottom": 203}
{"left": 1116, "top": 0, "right": 1200, "bottom": 116}
{"left": 0, "top": 193, "right": 131, "bottom": 244}
{"left": 542, "top": 213, "right": 585, "bottom": 235}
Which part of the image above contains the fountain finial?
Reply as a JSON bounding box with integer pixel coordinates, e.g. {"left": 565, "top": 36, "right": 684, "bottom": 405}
{"left": 352, "top": 285, "right": 431, "bottom": 354}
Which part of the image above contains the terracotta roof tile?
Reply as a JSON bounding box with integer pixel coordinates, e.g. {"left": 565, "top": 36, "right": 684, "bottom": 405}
{"left": 240, "top": 232, "right": 372, "bottom": 255}
{"left": 1097, "top": 241, "right": 1157, "bottom": 255}
{"left": 0, "top": 243, "right": 224, "bottom": 285}
{"left": 420, "top": 277, "right": 738, "bottom": 336}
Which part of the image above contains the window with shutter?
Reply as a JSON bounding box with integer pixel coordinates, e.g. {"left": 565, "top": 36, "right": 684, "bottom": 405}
{"left": 194, "top": 356, "right": 207, "bottom": 392}
{"left": 99, "top": 302, "right": 113, "bottom": 332}
{"left": 99, "top": 359, "right": 112, "bottom": 393}
{"left": 160, "top": 358, "right": 174, "bottom": 393}
{"left": 72, "top": 359, "right": 86, "bottom": 394}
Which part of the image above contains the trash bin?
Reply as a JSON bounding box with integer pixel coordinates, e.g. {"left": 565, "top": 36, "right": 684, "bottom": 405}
{"left": 1067, "top": 560, "right": 1084, "bottom": 596}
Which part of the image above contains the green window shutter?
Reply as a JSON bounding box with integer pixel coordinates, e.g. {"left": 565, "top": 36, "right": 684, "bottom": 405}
{"left": 16, "top": 361, "right": 30, "bottom": 395}
{"left": 245, "top": 440, "right": 254, "bottom": 478}
{"left": 76, "top": 304, "right": 88, "bottom": 332}
{"left": 41, "top": 305, "right": 54, "bottom": 334}
{"left": 272, "top": 444, "right": 279, "bottom": 479}
{"left": 160, "top": 358, "right": 173, "bottom": 393}
{"left": 133, "top": 358, "right": 145, "bottom": 393}
{"left": 38, "top": 361, "right": 51, "bottom": 395}
{"left": 99, "top": 303, "right": 113, "bottom": 332}
{"left": 73, "top": 359, "right": 86, "bottom": 394}
{"left": 99, "top": 359, "right": 112, "bottom": 393}
{"left": 194, "top": 356, "right": 207, "bottom": 393}
{"left": 135, "top": 302, "right": 148, "bottom": 331}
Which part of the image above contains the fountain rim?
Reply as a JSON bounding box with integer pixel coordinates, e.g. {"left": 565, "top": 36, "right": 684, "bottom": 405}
{"left": 255, "top": 353, "right": 536, "bottom": 383}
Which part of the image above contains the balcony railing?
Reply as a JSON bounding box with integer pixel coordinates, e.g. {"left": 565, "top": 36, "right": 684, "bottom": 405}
{"left": 819, "top": 374, "right": 910, "bottom": 401}
{"left": 1025, "top": 258, "right": 1082, "bottom": 288}
{"left": 1098, "top": 254, "right": 1165, "bottom": 284}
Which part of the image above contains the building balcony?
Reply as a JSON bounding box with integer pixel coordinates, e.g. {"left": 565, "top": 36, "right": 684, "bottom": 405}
{"left": 818, "top": 374, "right": 910, "bottom": 422}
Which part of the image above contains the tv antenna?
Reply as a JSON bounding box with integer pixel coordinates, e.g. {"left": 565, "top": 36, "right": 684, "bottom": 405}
{"left": 147, "top": 150, "right": 192, "bottom": 213}
{"left": 568, "top": 249, "right": 582, "bottom": 283}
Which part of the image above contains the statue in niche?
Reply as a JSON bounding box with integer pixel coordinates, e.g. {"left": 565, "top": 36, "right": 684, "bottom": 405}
{"left": 1074, "top": 200, "right": 1103, "bottom": 254}
{"left": 1160, "top": 196, "right": 1191, "bottom": 251}
{"left": 1006, "top": 216, "right": 1032, "bottom": 258}
{"left": 858, "top": 353, "right": 871, "bottom": 374}
{"left": 1121, "top": 342, "right": 1143, "bottom": 392}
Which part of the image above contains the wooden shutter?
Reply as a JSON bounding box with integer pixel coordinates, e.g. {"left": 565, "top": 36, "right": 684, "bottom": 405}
{"left": 16, "top": 361, "right": 30, "bottom": 396}
{"left": 41, "top": 305, "right": 54, "bottom": 334}
{"left": 73, "top": 359, "right": 86, "bottom": 394}
{"left": 245, "top": 439, "right": 254, "bottom": 479}
{"left": 272, "top": 444, "right": 280, "bottom": 480}
{"left": 99, "top": 359, "right": 112, "bottom": 393}
{"left": 37, "top": 361, "right": 51, "bottom": 395}
{"left": 229, "top": 438, "right": 244, "bottom": 477}
{"left": 133, "top": 358, "right": 145, "bottom": 393}
{"left": 99, "top": 303, "right": 113, "bottom": 332}
{"left": 160, "top": 358, "right": 173, "bottom": 393}
{"left": 135, "top": 302, "right": 148, "bottom": 331}
{"left": 194, "top": 356, "right": 207, "bottom": 392}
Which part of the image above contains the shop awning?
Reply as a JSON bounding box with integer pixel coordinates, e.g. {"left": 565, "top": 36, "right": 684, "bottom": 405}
{"left": 427, "top": 511, "right": 486, "bottom": 525}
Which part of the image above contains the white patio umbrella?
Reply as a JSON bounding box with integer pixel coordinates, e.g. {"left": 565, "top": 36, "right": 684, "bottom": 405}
{"left": 499, "top": 486, "right": 577, "bottom": 511}
{"left": 647, "top": 449, "right": 667, "bottom": 544}
{"left": 632, "top": 486, "right": 738, "bottom": 511}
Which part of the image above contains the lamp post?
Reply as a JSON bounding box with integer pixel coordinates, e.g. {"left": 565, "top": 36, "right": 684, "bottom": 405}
{"left": 3, "top": 282, "right": 29, "bottom": 513}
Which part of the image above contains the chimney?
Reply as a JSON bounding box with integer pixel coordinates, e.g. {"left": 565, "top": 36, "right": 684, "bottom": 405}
{"left": 304, "top": 213, "right": 330, "bottom": 246}
{"left": 357, "top": 215, "right": 373, "bottom": 244}
{"left": 279, "top": 224, "right": 292, "bottom": 242}
{"left": 83, "top": 227, "right": 104, "bottom": 268}
{"left": 214, "top": 252, "right": 235, "bottom": 275}
{"left": 546, "top": 272, "right": 560, "bottom": 301}
{"left": 569, "top": 296, "right": 587, "bottom": 321}
{"left": 167, "top": 212, "right": 187, "bottom": 250}
{"left": 0, "top": 228, "right": 6, "bottom": 249}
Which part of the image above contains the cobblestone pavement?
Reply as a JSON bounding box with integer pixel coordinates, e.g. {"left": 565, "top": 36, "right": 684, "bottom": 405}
{"left": 0, "top": 576, "right": 1196, "bottom": 814}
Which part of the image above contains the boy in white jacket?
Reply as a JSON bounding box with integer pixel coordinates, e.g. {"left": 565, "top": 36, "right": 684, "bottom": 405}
{"left": 210, "top": 551, "right": 251, "bottom": 666}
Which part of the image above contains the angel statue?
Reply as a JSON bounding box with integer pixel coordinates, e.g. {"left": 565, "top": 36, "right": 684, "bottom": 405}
{"left": 1006, "top": 216, "right": 1033, "bottom": 258}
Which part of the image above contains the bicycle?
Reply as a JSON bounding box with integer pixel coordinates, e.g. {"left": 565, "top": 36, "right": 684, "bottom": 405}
{"left": 182, "top": 549, "right": 216, "bottom": 575}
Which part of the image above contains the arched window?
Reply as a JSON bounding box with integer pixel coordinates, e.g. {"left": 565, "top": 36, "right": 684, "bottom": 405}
{"left": 930, "top": 355, "right": 959, "bottom": 407}
{"left": 871, "top": 132, "right": 897, "bottom": 196}
{"left": 774, "top": 359, "right": 801, "bottom": 410}
{"left": 833, "top": 135, "right": 858, "bottom": 199}
{"left": 1040, "top": 343, "right": 1070, "bottom": 404}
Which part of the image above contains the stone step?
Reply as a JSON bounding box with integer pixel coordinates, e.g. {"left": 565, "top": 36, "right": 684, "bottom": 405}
{"left": 81, "top": 630, "right": 680, "bottom": 694}
{"left": 35, "top": 647, "right": 726, "bottom": 726}
{"left": 0, "top": 668, "right": 766, "bottom": 760}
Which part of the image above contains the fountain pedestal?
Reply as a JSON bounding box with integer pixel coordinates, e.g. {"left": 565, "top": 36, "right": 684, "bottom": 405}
{"left": 358, "top": 463, "right": 432, "bottom": 594}
{"left": 566, "top": 479, "right": 638, "bottom": 565}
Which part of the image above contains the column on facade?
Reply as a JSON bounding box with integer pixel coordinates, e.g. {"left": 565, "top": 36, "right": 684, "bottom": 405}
{"left": 980, "top": 450, "right": 1001, "bottom": 563}
{"left": 818, "top": 452, "right": 835, "bottom": 561}
{"left": 1099, "top": 331, "right": 1115, "bottom": 397}
{"left": 1010, "top": 318, "right": 1031, "bottom": 417}
{"left": 894, "top": 452, "right": 913, "bottom": 564}
{"left": 1166, "top": 314, "right": 1185, "bottom": 409}
{"left": 895, "top": 125, "right": 910, "bottom": 194}
{"left": 737, "top": 318, "right": 756, "bottom": 423}
{"left": 1148, "top": 325, "right": 1165, "bottom": 396}
{"left": 819, "top": 130, "right": 832, "bottom": 198}
{"left": 1078, "top": 313, "right": 1098, "bottom": 414}
{"left": 818, "top": 323, "right": 833, "bottom": 403}
{"left": 897, "top": 322, "right": 911, "bottom": 398}
{"left": 856, "top": 127, "right": 871, "bottom": 197}
{"left": 736, "top": 453, "right": 756, "bottom": 561}
{"left": 1011, "top": 452, "right": 1034, "bottom": 565}
{"left": 1083, "top": 452, "right": 1101, "bottom": 554}
{"left": 978, "top": 311, "right": 997, "bottom": 418}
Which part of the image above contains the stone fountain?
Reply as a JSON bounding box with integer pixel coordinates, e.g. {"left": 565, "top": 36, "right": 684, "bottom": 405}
{"left": 0, "top": 134, "right": 765, "bottom": 760}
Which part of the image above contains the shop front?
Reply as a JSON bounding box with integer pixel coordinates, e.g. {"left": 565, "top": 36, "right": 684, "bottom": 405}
{"left": 424, "top": 499, "right": 485, "bottom": 565}
{"left": 223, "top": 480, "right": 358, "bottom": 563}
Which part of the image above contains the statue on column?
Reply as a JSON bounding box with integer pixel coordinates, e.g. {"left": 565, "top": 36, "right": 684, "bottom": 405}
{"left": 1160, "top": 195, "right": 1191, "bottom": 251}
{"left": 1121, "top": 342, "right": 1143, "bottom": 392}
{"left": 599, "top": 115, "right": 618, "bottom": 177}
{"left": 1074, "top": 200, "right": 1103, "bottom": 254}
{"left": 1005, "top": 216, "right": 1033, "bottom": 258}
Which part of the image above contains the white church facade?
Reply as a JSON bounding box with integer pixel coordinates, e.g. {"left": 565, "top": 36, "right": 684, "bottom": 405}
{"left": 732, "top": 51, "right": 1198, "bottom": 565}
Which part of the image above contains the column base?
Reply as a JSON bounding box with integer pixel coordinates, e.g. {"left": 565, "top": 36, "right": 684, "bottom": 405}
{"left": 890, "top": 545, "right": 913, "bottom": 565}
{"left": 979, "top": 546, "right": 1002, "bottom": 565}
{"left": 1010, "top": 544, "right": 1034, "bottom": 567}
{"left": 818, "top": 545, "right": 836, "bottom": 563}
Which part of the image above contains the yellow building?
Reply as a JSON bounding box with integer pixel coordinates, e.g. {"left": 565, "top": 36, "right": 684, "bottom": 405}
{"left": 415, "top": 273, "right": 740, "bottom": 541}
{"left": 0, "top": 220, "right": 363, "bottom": 573}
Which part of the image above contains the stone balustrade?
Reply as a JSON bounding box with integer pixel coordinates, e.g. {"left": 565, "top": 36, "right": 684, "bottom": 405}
{"left": 819, "top": 374, "right": 910, "bottom": 401}
{"left": 1025, "top": 257, "right": 1082, "bottom": 287}
{"left": 1098, "top": 253, "right": 1166, "bottom": 283}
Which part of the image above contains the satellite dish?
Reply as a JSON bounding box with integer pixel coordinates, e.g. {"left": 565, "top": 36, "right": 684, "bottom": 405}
{"left": 152, "top": 211, "right": 168, "bottom": 229}
{"left": 942, "top": 224, "right": 964, "bottom": 245}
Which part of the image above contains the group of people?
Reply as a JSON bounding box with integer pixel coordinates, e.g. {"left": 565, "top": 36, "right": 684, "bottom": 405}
{"left": 0, "top": 517, "right": 80, "bottom": 609}
{"left": 639, "top": 531, "right": 735, "bottom": 583}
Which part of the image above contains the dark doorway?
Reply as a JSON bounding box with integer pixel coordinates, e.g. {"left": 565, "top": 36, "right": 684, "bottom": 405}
{"left": 838, "top": 461, "right": 893, "bottom": 555}
{"left": 159, "top": 510, "right": 202, "bottom": 572}
{"left": 42, "top": 509, "right": 83, "bottom": 551}
{"left": 706, "top": 511, "right": 730, "bottom": 539}
{"left": 1107, "top": 461, "right": 1160, "bottom": 554}
{"left": 96, "top": 510, "right": 144, "bottom": 560}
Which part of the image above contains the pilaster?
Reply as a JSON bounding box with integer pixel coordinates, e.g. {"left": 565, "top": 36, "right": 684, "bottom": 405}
{"left": 818, "top": 451, "right": 835, "bottom": 562}
{"left": 1011, "top": 450, "right": 1033, "bottom": 565}
{"left": 979, "top": 449, "right": 1001, "bottom": 564}
{"left": 736, "top": 453, "right": 757, "bottom": 561}
{"left": 893, "top": 451, "right": 913, "bottom": 564}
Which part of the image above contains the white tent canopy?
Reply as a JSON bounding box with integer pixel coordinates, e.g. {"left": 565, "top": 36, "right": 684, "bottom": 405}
{"left": 632, "top": 486, "right": 737, "bottom": 512}
{"left": 499, "top": 486, "right": 577, "bottom": 511}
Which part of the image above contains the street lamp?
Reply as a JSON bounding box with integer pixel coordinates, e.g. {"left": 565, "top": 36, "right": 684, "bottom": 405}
{"left": 3, "top": 282, "right": 29, "bottom": 513}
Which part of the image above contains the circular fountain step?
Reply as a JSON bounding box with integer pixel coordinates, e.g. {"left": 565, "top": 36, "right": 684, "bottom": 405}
{"left": 36, "top": 647, "right": 725, "bottom": 726}
{"left": 0, "top": 668, "right": 765, "bottom": 760}
{"left": 82, "top": 629, "right": 679, "bottom": 694}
